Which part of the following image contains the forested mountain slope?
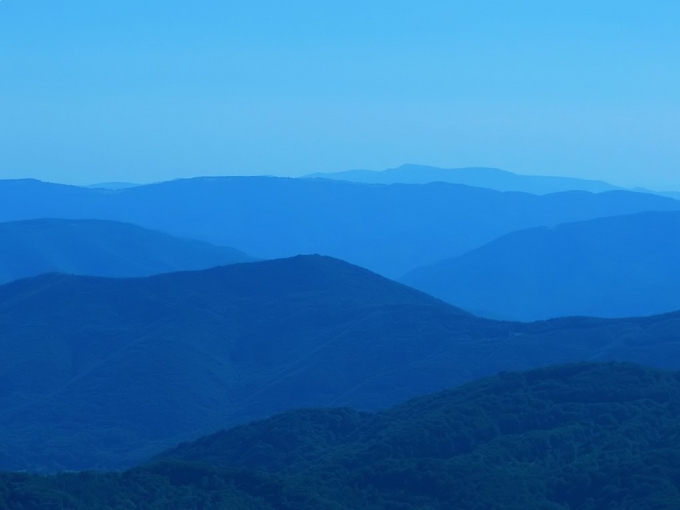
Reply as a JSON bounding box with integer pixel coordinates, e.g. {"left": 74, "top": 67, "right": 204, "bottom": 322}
{"left": 2, "top": 256, "right": 680, "bottom": 471}
{"left": 3, "top": 363, "right": 680, "bottom": 509}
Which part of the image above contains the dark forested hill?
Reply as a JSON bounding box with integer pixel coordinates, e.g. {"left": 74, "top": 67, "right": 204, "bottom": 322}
{"left": 3, "top": 363, "right": 680, "bottom": 509}
{"left": 402, "top": 210, "right": 680, "bottom": 320}
{"left": 2, "top": 256, "right": 680, "bottom": 471}
{"left": 0, "top": 218, "right": 253, "bottom": 284}
{"left": 1, "top": 177, "right": 679, "bottom": 277}
{"left": 155, "top": 363, "right": 680, "bottom": 509}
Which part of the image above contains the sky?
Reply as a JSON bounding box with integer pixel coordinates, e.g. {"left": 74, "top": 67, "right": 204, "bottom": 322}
{"left": 1, "top": 1, "right": 679, "bottom": 190}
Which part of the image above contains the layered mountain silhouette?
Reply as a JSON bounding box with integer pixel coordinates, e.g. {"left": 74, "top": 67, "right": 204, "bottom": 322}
{"left": 0, "top": 218, "right": 253, "bottom": 284}
{"left": 3, "top": 363, "right": 680, "bottom": 508}
{"left": 306, "top": 164, "right": 625, "bottom": 194}
{"left": 2, "top": 255, "right": 680, "bottom": 471}
{"left": 1, "top": 177, "right": 680, "bottom": 277}
{"left": 402, "top": 210, "right": 680, "bottom": 321}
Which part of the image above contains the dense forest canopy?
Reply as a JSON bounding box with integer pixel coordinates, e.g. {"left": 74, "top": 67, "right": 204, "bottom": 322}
{"left": 2, "top": 363, "right": 680, "bottom": 509}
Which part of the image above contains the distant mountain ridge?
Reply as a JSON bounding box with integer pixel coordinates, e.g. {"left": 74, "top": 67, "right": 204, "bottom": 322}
{"left": 306, "top": 164, "right": 625, "bottom": 194}
{"left": 402, "top": 209, "right": 680, "bottom": 320}
{"left": 1, "top": 176, "right": 679, "bottom": 277}
{"left": 0, "top": 218, "right": 253, "bottom": 284}
{"left": 307, "top": 164, "right": 680, "bottom": 199}
{"left": 3, "top": 255, "right": 680, "bottom": 471}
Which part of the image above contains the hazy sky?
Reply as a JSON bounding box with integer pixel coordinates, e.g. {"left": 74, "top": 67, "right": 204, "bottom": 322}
{"left": 1, "top": 1, "right": 679, "bottom": 189}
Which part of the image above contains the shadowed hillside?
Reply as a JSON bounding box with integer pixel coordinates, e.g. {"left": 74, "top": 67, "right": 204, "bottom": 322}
{"left": 0, "top": 219, "right": 253, "bottom": 284}
{"left": 2, "top": 256, "right": 680, "bottom": 471}
{"left": 155, "top": 363, "right": 680, "bottom": 509}
{"left": 402, "top": 210, "right": 680, "bottom": 320}
{"left": 3, "top": 363, "right": 680, "bottom": 509}
{"left": 1, "top": 177, "right": 679, "bottom": 277}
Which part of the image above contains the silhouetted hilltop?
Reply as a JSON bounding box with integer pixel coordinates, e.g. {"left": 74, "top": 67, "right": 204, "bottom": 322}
{"left": 1, "top": 176, "right": 679, "bottom": 277}
{"left": 3, "top": 256, "right": 680, "bottom": 471}
{"left": 0, "top": 255, "right": 465, "bottom": 470}
{"left": 0, "top": 218, "right": 253, "bottom": 284}
{"left": 402, "top": 210, "right": 680, "bottom": 320}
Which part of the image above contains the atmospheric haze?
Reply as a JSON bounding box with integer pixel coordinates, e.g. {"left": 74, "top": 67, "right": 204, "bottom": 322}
{"left": 1, "top": 1, "right": 679, "bottom": 189}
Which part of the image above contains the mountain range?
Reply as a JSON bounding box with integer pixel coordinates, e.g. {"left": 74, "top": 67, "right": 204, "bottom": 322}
{"left": 402, "top": 210, "right": 680, "bottom": 320}
{"left": 308, "top": 164, "right": 680, "bottom": 199}
{"left": 0, "top": 218, "right": 253, "bottom": 284}
{"left": 1, "top": 177, "right": 679, "bottom": 277}
{"left": 3, "top": 255, "right": 680, "bottom": 471}
{"left": 306, "top": 164, "right": 625, "bottom": 194}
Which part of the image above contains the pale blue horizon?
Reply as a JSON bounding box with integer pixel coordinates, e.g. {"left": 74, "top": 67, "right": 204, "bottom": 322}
{"left": 1, "top": 1, "right": 679, "bottom": 190}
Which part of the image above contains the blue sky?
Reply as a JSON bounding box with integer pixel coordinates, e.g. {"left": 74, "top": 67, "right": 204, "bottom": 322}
{"left": 1, "top": 1, "right": 679, "bottom": 189}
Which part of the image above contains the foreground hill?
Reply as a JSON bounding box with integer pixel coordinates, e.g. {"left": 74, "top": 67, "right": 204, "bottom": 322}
{"left": 3, "top": 363, "right": 680, "bottom": 509}
{"left": 2, "top": 256, "right": 680, "bottom": 471}
{"left": 402, "top": 210, "right": 680, "bottom": 320}
{"left": 1, "top": 177, "right": 679, "bottom": 277}
{"left": 307, "top": 164, "right": 624, "bottom": 194}
{"left": 0, "top": 219, "right": 253, "bottom": 284}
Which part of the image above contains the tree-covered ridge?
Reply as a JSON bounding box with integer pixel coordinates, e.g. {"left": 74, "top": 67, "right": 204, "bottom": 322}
{"left": 2, "top": 255, "right": 680, "bottom": 471}
{"left": 0, "top": 255, "right": 470, "bottom": 472}
{"left": 2, "top": 363, "right": 680, "bottom": 509}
